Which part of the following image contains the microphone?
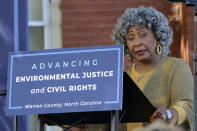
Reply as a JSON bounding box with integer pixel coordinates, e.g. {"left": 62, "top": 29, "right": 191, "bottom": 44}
{"left": 0, "top": 90, "right": 6, "bottom": 96}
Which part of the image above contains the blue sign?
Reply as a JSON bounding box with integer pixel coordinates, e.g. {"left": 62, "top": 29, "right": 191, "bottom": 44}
{"left": 6, "top": 45, "right": 124, "bottom": 115}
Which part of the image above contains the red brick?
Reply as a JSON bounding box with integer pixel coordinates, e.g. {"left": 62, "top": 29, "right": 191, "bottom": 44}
{"left": 63, "top": 41, "right": 115, "bottom": 48}
{"left": 62, "top": 1, "right": 168, "bottom": 10}
{"left": 62, "top": 25, "right": 114, "bottom": 34}
{"left": 62, "top": 17, "right": 117, "bottom": 26}
{"left": 61, "top": 0, "right": 194, "bottom": 69}
{"left": 62, "top": 10, "right": 124, "bottom": 18}
{"left": 63, "top": 34, "right": 112, "bottom": 42}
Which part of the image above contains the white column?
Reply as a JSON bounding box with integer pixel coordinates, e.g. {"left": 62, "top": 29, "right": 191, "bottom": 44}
{"left": 44, "top": 0, "right": 62, "bottom": 129}
{"left": 50, "top": 0, "right": 62, "bottom": 49}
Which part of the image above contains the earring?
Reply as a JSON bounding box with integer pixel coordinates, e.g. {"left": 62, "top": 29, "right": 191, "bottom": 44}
{"left": 156, "top": 43, "right": 162, "bottom": 55}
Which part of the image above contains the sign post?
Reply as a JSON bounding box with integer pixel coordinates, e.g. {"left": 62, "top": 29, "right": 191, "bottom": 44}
{"left": 6, "top": 45, "right": 124, "bottom": 130}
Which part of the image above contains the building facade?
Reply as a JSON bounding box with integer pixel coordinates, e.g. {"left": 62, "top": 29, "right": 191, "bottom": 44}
{"left": 29, "top": 0, "right": 194, "bottom": 130}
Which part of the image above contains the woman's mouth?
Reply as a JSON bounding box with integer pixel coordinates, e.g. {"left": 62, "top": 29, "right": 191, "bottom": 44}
{"left": 135, "top": 50, "right": 146, "bottom": 56}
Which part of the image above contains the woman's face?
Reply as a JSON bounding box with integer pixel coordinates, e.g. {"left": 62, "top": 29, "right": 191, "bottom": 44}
{"left": 126, "top": 25, "right": 158, "bottom": 63}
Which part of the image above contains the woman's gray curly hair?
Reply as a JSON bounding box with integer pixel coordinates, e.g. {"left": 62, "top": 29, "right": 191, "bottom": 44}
{"left": 112, "top": 7, "right": 173, "bottom": 56}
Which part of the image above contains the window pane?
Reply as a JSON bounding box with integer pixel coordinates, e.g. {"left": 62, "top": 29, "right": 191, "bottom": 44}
{"left": 28, "top": 0, "right": 43, "bottom": 21}
{"left": 29, "top": 27, "right": 44, "bottom": 50}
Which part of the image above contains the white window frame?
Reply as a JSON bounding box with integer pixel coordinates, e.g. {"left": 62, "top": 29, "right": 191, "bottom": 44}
{"left": 28, "top": 1, "right": 62, "bottom": 130}
{"left": 28, "top": 0, "right": 51, "bottom": 49}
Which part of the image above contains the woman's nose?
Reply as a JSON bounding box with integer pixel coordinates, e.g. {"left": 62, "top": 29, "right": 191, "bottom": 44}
{"left": 133, "top": 39, "right": 142, "bottom": 47}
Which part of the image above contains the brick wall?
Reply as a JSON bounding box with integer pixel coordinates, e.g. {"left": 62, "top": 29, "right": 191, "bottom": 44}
{"left": 61, "top": 0, "right": 194, "bottom": 69}
{"left": 186, "top": 6, "right": 194, "bottom": 71}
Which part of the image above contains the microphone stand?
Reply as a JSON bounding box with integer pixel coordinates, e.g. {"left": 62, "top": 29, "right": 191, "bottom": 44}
{"left": 0, "top": 90, "right": 6, "bottom": 96}
{"left": 13, "top": 0, "right": 19, "bottom": 130}
{"left": 0, "top": 89, "right": 18, "bottom": 131}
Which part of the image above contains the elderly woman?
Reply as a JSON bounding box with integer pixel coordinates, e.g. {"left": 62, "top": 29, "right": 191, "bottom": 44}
{"left": 112, "top": 7, "right": 193, "bottom": 131}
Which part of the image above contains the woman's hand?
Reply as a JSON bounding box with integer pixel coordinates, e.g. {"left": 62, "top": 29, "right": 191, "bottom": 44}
{"left": 150, "top": 105, "right": 167, "bottom": 121}
{"left": 150, "top": 105, "right": 178, "bottom": 124}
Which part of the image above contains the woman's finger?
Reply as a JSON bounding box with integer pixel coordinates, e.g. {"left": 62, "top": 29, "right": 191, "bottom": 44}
{"left": 150, "top": 106, "right": 167, "bottom": 121}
